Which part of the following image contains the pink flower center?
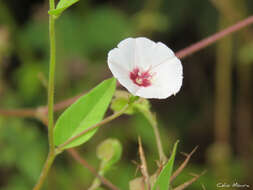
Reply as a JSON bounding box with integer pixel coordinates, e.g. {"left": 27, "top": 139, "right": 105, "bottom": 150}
{"left": 130, "top": 68, "right": 153, "bottom": 87}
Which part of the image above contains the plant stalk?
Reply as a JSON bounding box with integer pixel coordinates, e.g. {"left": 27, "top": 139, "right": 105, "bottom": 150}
{"left": 48, "top": 0, "right": 56, "bottom": 152}
{"left": 33, "top": 151, "right": 56, "bottom": 190}
{"left": 141, "top": 110, "right": 167, "bottom": 163}
{"left": 33, "top": 0, "right": 56, "bottom": 189}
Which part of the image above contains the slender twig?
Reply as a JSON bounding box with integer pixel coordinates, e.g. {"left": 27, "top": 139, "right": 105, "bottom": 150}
{"left": 140, "top": 110, "right": 167, "bottom": 163}
{"left": 170, "top": 146, "right": 198, "bottom": 182}
{"left": 56, "top": 104, "right": 129, "bottom": 151}
{"left": 173, "top": 171, "right": 206, "bottom": 190}
{"left": 32, "top": 151, "right": 56, "bottom": 190}
{"left": 44, "top": 93, "right": 83, "bottom": 113}
{"left": 68, "top": 149, "right": 120, "bottom": 190}
{"left": 0, "top": 93, "right": 82, "bottom": 118}
{"left": 175, "top": 15, "right": 253, "bottom": 59}
{"left": 47, "top": 2, "right": 56, "bottom": 151}
{"left": 138, "top": 137, "right": 151, "bottom": 190}
{"left": 0, "top": 108, "right": 36, "bottom": 117}
{"left": 33, "top": 0, "right": 56, "bottom": 189}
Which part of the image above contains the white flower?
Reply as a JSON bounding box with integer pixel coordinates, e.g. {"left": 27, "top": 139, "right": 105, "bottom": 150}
{"left": 107, "top": 37, "right": 183, "bottom": 99}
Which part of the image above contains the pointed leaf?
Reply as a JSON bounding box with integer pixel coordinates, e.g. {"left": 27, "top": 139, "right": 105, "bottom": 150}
{"left": 153, "top": 141, "right": 179, "bottom": 190}
{"left": 48, "top": 0, "right": 79, "bottom": 17}
{"left": 54, "top": 78, "right": 116, "bottom": 150}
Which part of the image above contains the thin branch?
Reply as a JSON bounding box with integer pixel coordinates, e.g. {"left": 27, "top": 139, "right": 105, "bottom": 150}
{"left": 0, "top": 93, "right": 82, "bottom": 118}
{"left": 141, "top": 110, "right": 167, "bottom": 163}
{"left": 67, "top": 149, "right": 120, "bottom": 190}
{"left": 33, "top": 151, "right": 56, "bottom": 190}
{"left": 33, "top": 0, "right": 57, "bottom": 188}
{"left": 46, "top": 0, "right": 56, "bottom": 153}
{"left": 138, "top": 137, "right": 150, "bottom": 190}
{"left": 0, "top": 108, "right": 36, "bottom": 117}
{"left": 175, "top": 15, "right": 253, "bottom": 59}
{"left": 46, "top": 93, "right": 82, "bottom": 113}
{"left": 170, "top": 146, "right": 198, "bottom": 182}
{"left": 173, "top": 171, "right": 206, "bottom": 190}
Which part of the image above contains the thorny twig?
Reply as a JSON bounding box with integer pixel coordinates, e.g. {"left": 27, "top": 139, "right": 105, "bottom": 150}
{"left": 170, "top": 146, "right": 198, "bottom": 182}
{"left": 138, "top": 137, "right": 151, "bottom": 190}
{"left": 173, "top": 171, "right": 206, "bottom": 190}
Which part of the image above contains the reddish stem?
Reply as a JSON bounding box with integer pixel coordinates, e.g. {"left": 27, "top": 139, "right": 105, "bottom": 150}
{"left": 176, "top": 15, "right": 253, "bottom": 59}
{"left": 0, "top": 108, "right": 36, "bottom": 117}
{"left": 68, "top": 149, "right": 120, "bottom": 190}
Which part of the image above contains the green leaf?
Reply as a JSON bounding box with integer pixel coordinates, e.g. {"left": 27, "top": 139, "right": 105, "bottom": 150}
{"left": 54, "top": 78, "right": 116, "bottom": 150}
{"left": 97, "top": 138, "right": 122, "bottom": 173}
{"left": 48, "top": 0, "right": 79, "bottom": 17}
{"left": 152, "top": 141, "right": 179, "bottom": 190}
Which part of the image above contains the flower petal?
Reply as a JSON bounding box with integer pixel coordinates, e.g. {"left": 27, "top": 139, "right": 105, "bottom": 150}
{"left": 135, "top": 85, "right": 173, "bottom": 99}
{"left": 107, "top": 60, "right": 139, "bottom": 96}
{"left": 116, "top": 75, "right": 140, "bottom": 96}
{"left": 108, "top": 38, "right": 136, "bottom": 71}
{"left": 134, "top": 37, "right": 156, "bottom": 70}
{"left": 135, "top": 38, "right": 175, "bottom": 70}
{"left": 152, "top": 57, "right": 183, "bottom": 96}
{"left": 151, "top": 42, "right": 175, "bottom": 67}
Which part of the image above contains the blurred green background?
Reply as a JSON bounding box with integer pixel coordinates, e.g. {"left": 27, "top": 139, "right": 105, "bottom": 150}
{"left": 0, "top": 0, "right": 253, "bottom": 189}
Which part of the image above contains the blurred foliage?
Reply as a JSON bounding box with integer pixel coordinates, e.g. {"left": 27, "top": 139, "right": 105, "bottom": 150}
{"left": 1, "top": 0, "right": 253, "bottom": 189}
{"left": 239, "top": 42, "right": 253, "bottom": 64}
{"left": 0, "top": 118, "right": 47, "bottom": 190}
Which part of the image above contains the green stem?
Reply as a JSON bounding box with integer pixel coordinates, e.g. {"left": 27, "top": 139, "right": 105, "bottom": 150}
{"left": 141, "top": 110, "right": 167, "bottom": 163}
{"left": 48, "top": 0, "right": 56, "bottom": 152}
{"left": 88, "top": 170, "right": 104, "bottom": 190}
{"left": 33, "top": 151, "right": 56, "bottom": 190}
{"left": 33, "top": 0, "right": 56, "bottom": 189}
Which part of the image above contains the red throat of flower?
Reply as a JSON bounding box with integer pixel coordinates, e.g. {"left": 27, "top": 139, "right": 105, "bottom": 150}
{"left": 130, "top": 68, "right": 152, "bottom": 87}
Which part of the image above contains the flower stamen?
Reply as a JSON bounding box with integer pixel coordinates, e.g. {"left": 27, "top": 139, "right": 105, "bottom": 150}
{"left": 130, "top": 68, "right": 153, "bottom": 87}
